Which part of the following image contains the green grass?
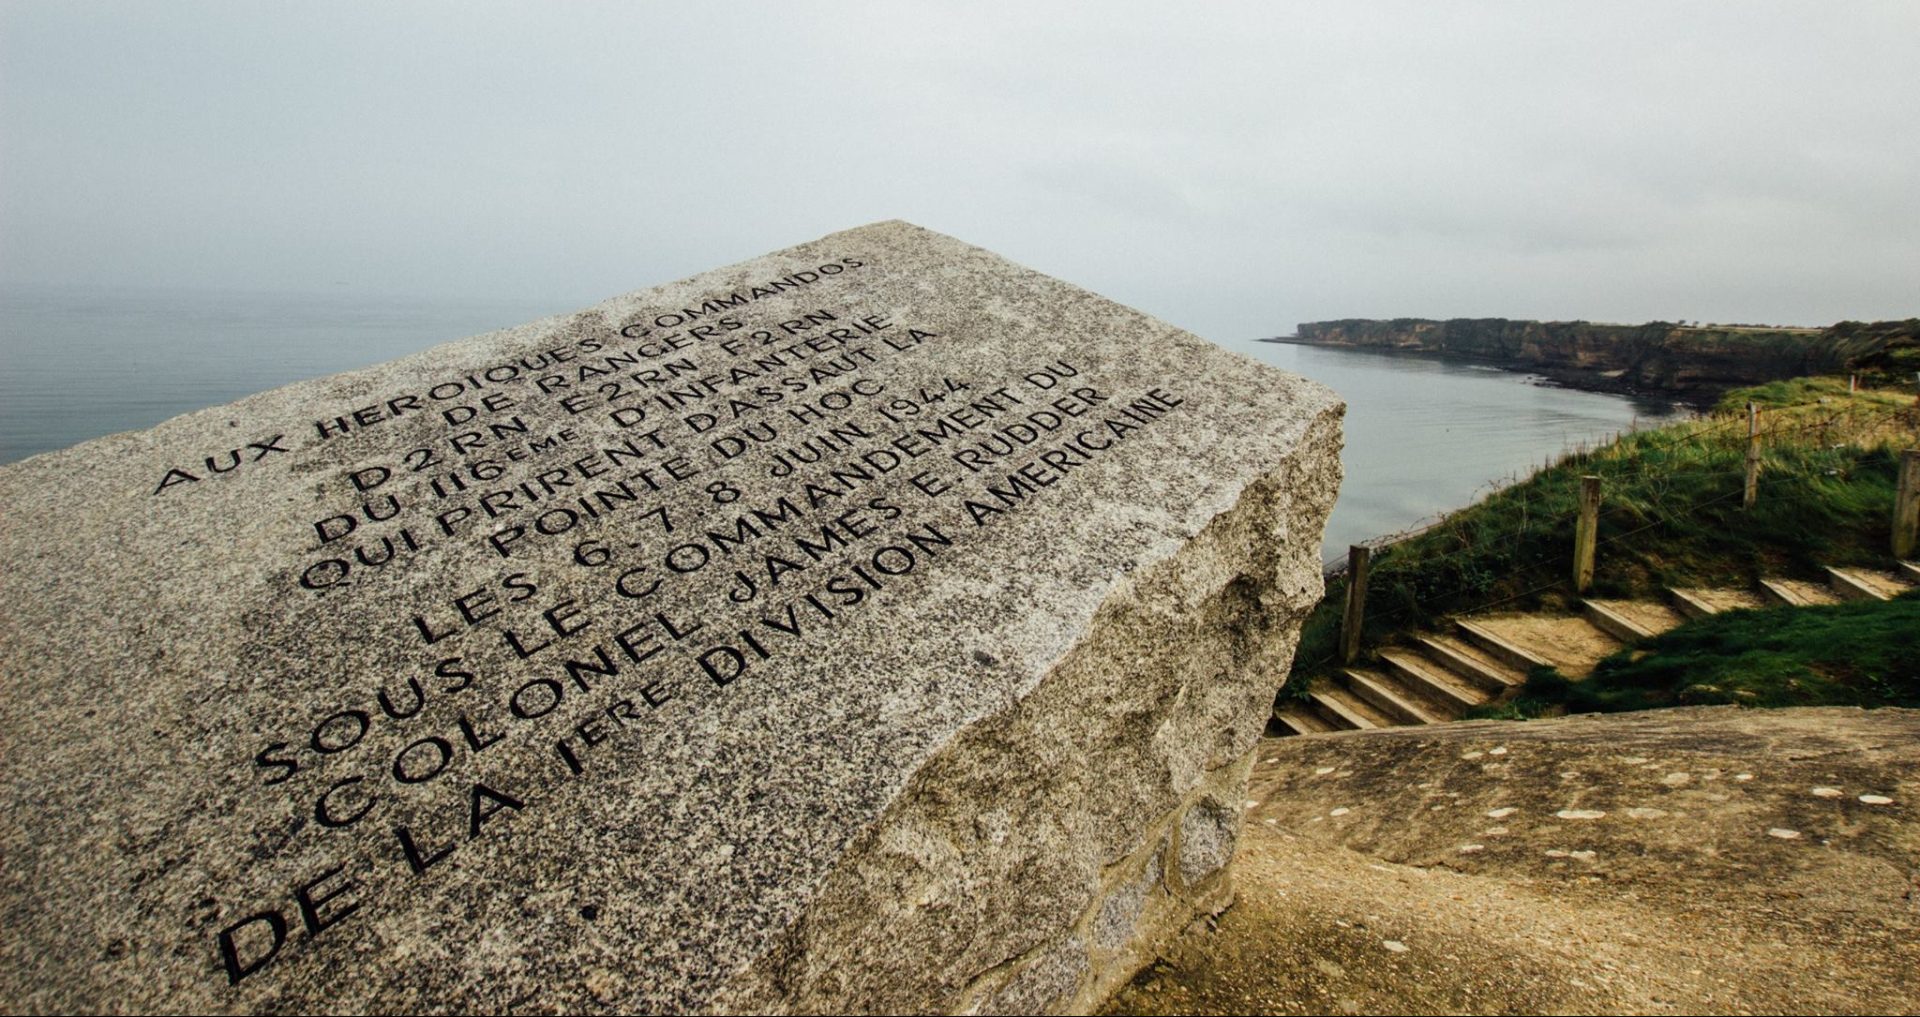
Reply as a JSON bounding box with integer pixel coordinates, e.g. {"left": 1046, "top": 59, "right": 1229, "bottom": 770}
{"left": 1716, "top": 375, "right": 1912, "bottom": 412}
{"left": 1485, "top": 594, "right": 1920, "bottom": 715}
{"left": 1284, "top": 377, "right": 1918, "bottom": 701}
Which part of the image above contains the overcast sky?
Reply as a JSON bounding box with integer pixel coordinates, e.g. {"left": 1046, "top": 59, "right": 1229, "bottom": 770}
{"left": 2, "top": 1, "right": 1915, "bottom": 341}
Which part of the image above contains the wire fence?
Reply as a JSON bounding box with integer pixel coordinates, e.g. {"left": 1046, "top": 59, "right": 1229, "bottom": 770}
{"left": 1317, "top": 410, "right": 1764, "bottom": 574}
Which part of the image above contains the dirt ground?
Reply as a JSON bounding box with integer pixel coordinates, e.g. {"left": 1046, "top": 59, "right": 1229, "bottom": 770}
{"left": 1103, "top": 707, "right": 1920, "bottom": 1016}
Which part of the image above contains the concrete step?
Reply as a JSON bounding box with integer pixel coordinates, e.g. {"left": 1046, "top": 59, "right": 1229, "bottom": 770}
{"left": 1271, "top": 701, "right": 1333, "bottom": 737}
{"left": 1344, "top": 668, "right": 1448, "bottom": 725}
{"left": 1826, "top": 566, "right": 1889, "bottom": 601}
{"left": 1309, "top": 684, "right": 1398, "bottom": 731}
{"left": 1667, "top": 587, "right": 1714, "bottom": 620}
{"left": 1460, "top": 613, "right": 1622, "bottom": 678}
{"left": 1607, "top": 599, "right": 1684, "bottom": 635}
{"left": 1668, "top": 586, "right": 1768, "bottom": 620}
{"left": 1899, "top": 561, "right": 1920, "bottom": 583}
{"left": 1456, "top": 618, "right": 1551, "bottom": 674}
{"left": 1826, "top": 566, "right": 1914, "bottom": 602}
{"left": 1415, "top": 633, "right": 1524, "bottom": 693}
{"left": 1377, "top": 648, "right": 1486, "bottom": 713}
{"left": 1583, "top": 600, "right": 1655, "bottom": 642}
{"left": 1760, "top": 577, "right": 1843, "bottom": 608}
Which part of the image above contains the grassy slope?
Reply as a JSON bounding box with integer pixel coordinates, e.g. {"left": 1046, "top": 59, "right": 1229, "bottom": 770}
{"left": 1484, "top": 594, "right": 1920, "bottom": 717}
{"left": 1285, "top": 377, "right": 1919, "bottom": 702}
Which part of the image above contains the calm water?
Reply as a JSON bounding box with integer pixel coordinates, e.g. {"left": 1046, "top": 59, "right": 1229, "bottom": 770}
{"left": 1232, "top": 341, "right": 1684, "bottom": 563}
{"left": 0, "top": 288, "right": 1682, "bottom": 561}
{"left": 0, "top": 286, "right": 572, "bottom": 466}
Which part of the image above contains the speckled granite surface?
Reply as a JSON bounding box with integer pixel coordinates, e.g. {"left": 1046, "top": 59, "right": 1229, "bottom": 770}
{"left": 0, "top": 222, "right": 1341, "bottom": 1013}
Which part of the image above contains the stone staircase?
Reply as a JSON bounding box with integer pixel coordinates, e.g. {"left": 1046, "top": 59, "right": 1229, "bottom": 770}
{"left": 1273, "top": 562, "right": 1918, "bottom": 736}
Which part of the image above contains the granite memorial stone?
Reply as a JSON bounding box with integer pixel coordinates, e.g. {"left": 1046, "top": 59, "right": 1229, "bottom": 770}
{"left": 0, "top": 221, "right": 1342, "bottom": 1013}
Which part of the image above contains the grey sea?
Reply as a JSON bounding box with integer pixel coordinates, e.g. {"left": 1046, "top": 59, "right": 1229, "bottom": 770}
{"left": 0, "top": 285, "right": 571, "bottom": 465}
{"left": 0, "top": 286, "right": 1682, "bottom": 560}
{"left": 1234, "top": 340, "right": 1683, "bottom": 562}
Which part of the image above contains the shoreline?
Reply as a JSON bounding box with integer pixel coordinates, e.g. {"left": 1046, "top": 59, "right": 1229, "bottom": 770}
{"left": 1259, "top": 335, "right": 1721, "bottom": 410}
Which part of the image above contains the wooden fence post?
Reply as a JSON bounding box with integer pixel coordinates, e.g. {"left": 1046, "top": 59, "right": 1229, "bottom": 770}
{"left": 1574, "top": 475, "right": 1601, "bottom": 594}
{"left": 1744, "top": 402, "right": 1761, "bottom": 509}
{"left": 1896, "top": 449, "right": 1920, "bottom": 560}
{"left": 1340, "top": 544, "right": 1370, "bottom": 664}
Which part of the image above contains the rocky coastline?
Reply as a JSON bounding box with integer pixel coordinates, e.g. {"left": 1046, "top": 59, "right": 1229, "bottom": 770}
{"left": 1268, "top": 317, "right": 1918, "bottom": 407}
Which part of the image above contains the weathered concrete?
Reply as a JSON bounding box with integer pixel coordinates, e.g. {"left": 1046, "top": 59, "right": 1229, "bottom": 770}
{"left": 1109, "top": 707, "right": 1920, "bottom": 1015}
{"left": 0, "top": 221, "right": 1342, "bottom": 1013}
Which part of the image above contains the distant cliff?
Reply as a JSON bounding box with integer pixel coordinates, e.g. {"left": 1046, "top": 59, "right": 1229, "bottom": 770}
{"left": 1275, "top": 318, "right": 1920, "bottom": 401}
